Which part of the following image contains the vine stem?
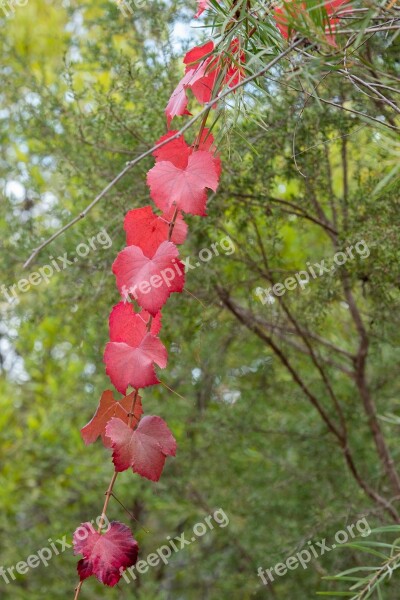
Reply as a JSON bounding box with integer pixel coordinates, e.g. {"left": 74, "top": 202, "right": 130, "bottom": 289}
{"left": 72, "top": 51, "right": 243, "bottom": 596}
{"left": 73, "top": 201, "right": 183, "bottom": 599}
{"left": 73, "top": 391, "right": 139, "bottom": 599}
{"left": 168, "top": 207, "right": 179, "bottom": 241}
{"left": 73, "top": 582, "right": 83, "bottom": 600}
{"left": 70, "top": 36, "right": 266, "bottom": 597}
{"left": 97, "top": 471, "right": 119, "bottom": 533}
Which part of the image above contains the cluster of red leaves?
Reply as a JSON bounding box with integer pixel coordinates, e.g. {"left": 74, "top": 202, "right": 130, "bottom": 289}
{"left": 74, "top": 42, "right": 222, "bottom": 585}
{"left": 165, "top": 40, "right": 246, "bottom": 126}
{"left": 274, "top": 0, "right": 352, "bottom": 46}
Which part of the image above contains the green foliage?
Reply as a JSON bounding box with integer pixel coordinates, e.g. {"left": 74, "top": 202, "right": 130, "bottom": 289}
{"left": 319, "top": 526, "right": 400, "bottom": 599}
{"left": 0, "top": 0, "right": 399, "bottom": 599}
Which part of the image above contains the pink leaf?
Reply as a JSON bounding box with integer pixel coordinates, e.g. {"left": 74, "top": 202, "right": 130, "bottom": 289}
{"left": 147, "top": 151, "right": 219, "bottom": 216}
{"left": 165, "top": 42, "right": 215, "bottom": 126}
{"left": 165, "top": 38, "right": 246, "bottom": 124}
{"left": 104, "top": 302, "right": 167, "bottom": 393}
{"left": 194, "top": 0, "right": 210, "bottom": 18}
{"left": 106, "top": 416, "right": 177, "bottom": 481}
{"left": 109, "top": 302, "right": 162, "bottom": 342}
{"left": 73, "top": 521, "right": 138, "bottom": 587}
{"left": 153, "top": 132, "right": 191, "bottom": 168}
{"left": 184, "top": 44, "right": 219, "bottom": 105}
{"left": 196, "top": 128, "right": 222, "bottom": 177}
{"left": 124, "top": 205, "right": 187, "bottom": 257}
{"left": 153, "top": 129, "right": 221, "bottom": 178}
{"left": 165, "top": 71, "right": 193, "bottom": 128}
{"left": 112, "top": 241, "right": 185, "bottom": 315}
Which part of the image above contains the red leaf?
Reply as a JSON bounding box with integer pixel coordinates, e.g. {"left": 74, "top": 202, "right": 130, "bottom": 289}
{"left": 165, "top": 42, "right": 215, "bottom": 126}
{"left": 196, "top": 129, "right": 222, "bottom": 177}
{"left": 106, "top": 416, "right": 177, "bottom": 481}
{"left": 124, "top": 205, "right": 187, "bottom": 257}
{"left": 191, "top": 71, "right": 218, "bottom": 104}
{"left": 183, "top": 41, "right": 214, "bottom": 67}
{"left": 109, "top": 302, "right": 162, "bottom": 341}
{"left": 153, "top": 130, "right": 221, "bottom": 178}
{"left": 196, "top": 128, "right": 215, "bottom": 152}
{"left": 112, "top": 241, "right": 185, "bottom": 315}
{"left": 273, "top": 2, "right": 305, "bottom": 39}
{"left": 165, "top": 71, "right": 193, "bottom": 128}
{"left": 147, "top": 151, "right": 219, "bottom": 216}
{"left": 153, "top": 132, "right": 191, "bottom": 168}
{"left": 104, "top": 303, "right": 167, "bottom": 393}
{"left": 80, "top": 389, "right": 143, "bottom": 448}
{"left": 73, "top": 521, "right": 138, "bottom": 587}
{"left": 165, "top": 39, "right": 246, "bottom": 124}
{"left": 184, "top": 45, "right": 219, "bottom": 105}
{"left": 194, "top": 0, "right": 210, "bottom": 18}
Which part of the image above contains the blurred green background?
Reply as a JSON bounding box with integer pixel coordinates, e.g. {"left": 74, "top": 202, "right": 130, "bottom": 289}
{"left": 0, "top": 1, "right": 399, "bottom": 598}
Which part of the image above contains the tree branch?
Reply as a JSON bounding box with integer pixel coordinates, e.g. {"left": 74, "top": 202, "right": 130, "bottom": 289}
{"left": 217, "top": 287, "right": 400, "bottom": 522}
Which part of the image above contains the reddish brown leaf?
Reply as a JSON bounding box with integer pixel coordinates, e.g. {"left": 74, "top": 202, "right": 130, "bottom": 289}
{"left": 81, "top": 390, "right": 143, "bottom": 448}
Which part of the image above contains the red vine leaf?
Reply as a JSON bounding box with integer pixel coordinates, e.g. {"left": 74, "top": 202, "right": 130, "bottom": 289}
{"left": 165, "top": 71, "right": 193, "bottom": 128}
{"left": 80, "top": 389, "right": 143, "bottom": 448}
{"left": 183, "top": 40, "right": 214, "bottom": 68}
{"left": 153, "top": 132, "right": 192, "bottom": 168}
{"left": 165, "top": 40, "right": 245, "bottom": 125}
{"left": 104, "top": 302, "right": 167, "bottom": 393}
{"left": 190, "top": 69, "right": 219, "bottom": 104}
{"left": 124, "top": 205, "right": 187, "bottom": 257}
{"left": 112, "top": 241, "right": 185, "bottom": 315}
{"left": 109, "top": 301, "right": 162, "bottom": 340}
{"left": 154, "top": 129, "right": 221, "bottom": 177}
{"left": 106, "top": 416, "right": 177, "bottom": 481}
{"left": 196, "top": 128, "right": 222, "bottom": 177}
{"left": 73, "top": 521, "right": 138, "bottom": 587}
{"left": 195, "top": 0, "right": 209, "bottom": 17}
{"left": 147, "top": 150, "right": 219, "bottom": 216}
{"left": 165, "top": 42, "right": 214, "bottom": 125}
